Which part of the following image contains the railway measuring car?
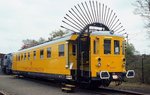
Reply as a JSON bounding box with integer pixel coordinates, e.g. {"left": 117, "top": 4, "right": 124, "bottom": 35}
{"left": 12, "top": 1, "right": 135, "bottom": 90}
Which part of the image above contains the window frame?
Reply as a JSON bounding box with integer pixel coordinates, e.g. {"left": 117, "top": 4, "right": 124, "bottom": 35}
{"left": 21, "top": 54, "right": 23, "bottom": 60}
{"left": 104, "top": 39, "right": 111, "bottom": 54}
{"left": 18, "top": 54, "right": 20, "bottom": 61}
{"left": 16, "top": 55, "right": 17, "bottom": 61}
{"left": 24, "top": 53, "right": 26, "bottom": 60}
{"left": 72, "top": 44, "right": 76, "bottom": 56}
{"left": 33, "top": 51, "right": 36, "bottom": 59}
{"left": 59, "top": 44, "right": 65, "bottom": 57}
{"left": 28, "top": 52, "right": 30, "bottom": 60}
{"left": 40, "top": 49, "right": 44, "bottom": 59}
{"left": 47, "top": 47, "right": 51, "bottom": 58}
{"left": 114, "top": 40, "right": 120, "bottom": 55}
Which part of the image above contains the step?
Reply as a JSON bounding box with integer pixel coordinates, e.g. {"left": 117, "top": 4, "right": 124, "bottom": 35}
{"left": 65, "top": 84, "right": 75, "bottom": 88}
{"left": 61, "top": 87, "right": 72, "bottom": 91}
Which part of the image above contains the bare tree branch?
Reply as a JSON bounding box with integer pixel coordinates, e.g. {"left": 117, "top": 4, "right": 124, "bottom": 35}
{"left": 134, "top": 0, "right": 150, "bottom": 37}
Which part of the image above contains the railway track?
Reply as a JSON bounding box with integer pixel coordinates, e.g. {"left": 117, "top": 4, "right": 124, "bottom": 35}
{"left": 95, "top": 87, "right": 144, "bottom": 95}
{"left": 0, "top": 73, "right": 146, "bottom": 95}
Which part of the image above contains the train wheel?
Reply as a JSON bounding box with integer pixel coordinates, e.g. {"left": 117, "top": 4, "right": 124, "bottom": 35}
{"left": 88, "top": 81, "right": 100, "bottom": 89}
{"left": 2, "top": 68, "right": 6, "bottom": 74}
{"left": 101, "top": 79, "right": 111, "bottom": 87}
{"left": 5, "top": 68, "right": 12, "bottom": 75}
{"left": 115, "top": 76, "right": 122, "bottom": 86}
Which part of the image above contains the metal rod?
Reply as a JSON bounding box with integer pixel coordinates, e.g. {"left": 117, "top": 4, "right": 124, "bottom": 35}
{"left": 106, "top": 10, "right": 113, "bottom": 26}
{"left": 105, "top": 8, "right": 110, "bottom": 25}
{"left": 117, "top": 29, "right": 125, "bottom": 33}
{"left": 103, "top": 5, "right": 107, "bottom": 24}
{"left": 64, "top": 17, "right": 82, "bottom": 30}
{"left": 96, "top": 1, "right": 99, "bottom": 22}
{"left": 108, "top": 13, "right": 116, "bottom": 28}
{"left": 85, "top": 1, "right": 93, "bottom": 23}
{"left": 61, "top": 26, "right": 77, "bottom": 33}
{"left": 114, "top": 25, "right": 123, "bottom": 32}
{"left": 92, "top": 1, "right": 97, "bottom": 22}
{"left": 66, "top": 14, "right": 83, "bottom": 29}
{"left": 75, "top": 5, "right": 88, "bottom": 25}
{"left": 109, "top": 16, "right": 117, "bottom": 29}
{"left": 110, "top": 19, "right": 119, "bottom": 29}
{"left": 77, "top": 4, "right": 90, "bottom": 24}
{"left": 62, "top": 20, "right": 80, "bottom": 31}
{"left": 98, "top": 3, "right": 101, "bottom": 23}
{"left": 113, "top": 22, "right": 121, "bottom": 31}
{"left": 81, "top": 2, "right": 92, "bottom": 23}
{"left": 102, "top": 4, "right": 104, "bottom": 24}
{"left": 69, "top": 9, "right": 85, "bottom": 27}
{"left": 72, "top": 7, "right": 87, "bottom": 26}
{"left": 89, "top": 1, "right": 94, "bottom": 22}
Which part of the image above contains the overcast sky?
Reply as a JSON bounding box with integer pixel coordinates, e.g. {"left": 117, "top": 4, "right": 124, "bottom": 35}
{"left": 0, "top": 0, "right": 150, "bottom": 54}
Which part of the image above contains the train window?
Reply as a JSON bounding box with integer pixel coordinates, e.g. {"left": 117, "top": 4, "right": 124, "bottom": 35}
{"left": 21, "top": 54, "right": 23, "bottom": 60}
{"left": 16, "top": 55, "right": 17, "bottom": 61}
{"left": 40, "top": 49, "right": 44, "bottom": 59}
{"left": 33, "top": 51, "right": 36, "bottom": 59}
{"left": 114, "top": 40, "right": 120, "bottom": 54}
{"left": 18, "top": 55, "right": 20, "bottom": 61}
{"left": 59, "top": 44, "right": 64, "bottom": 56}
{"left": 28, "top": 52, "right": 30, "bottom": 60}
{"left": 24, "top": 53, "right": 26, "bottom": 60}
{"left": 47, "top": 48, "right": 51, "bottom": 58}
{"left": 104, "top": 39, "right": 111, "bottom": 54}
{"left": 72, "top": 44, "right": 76, "bottom": 56}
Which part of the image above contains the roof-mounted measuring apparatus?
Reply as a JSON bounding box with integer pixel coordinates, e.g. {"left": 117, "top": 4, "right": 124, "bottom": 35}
{"left": 61, "top": 1, "right": 126, "bottom": 35}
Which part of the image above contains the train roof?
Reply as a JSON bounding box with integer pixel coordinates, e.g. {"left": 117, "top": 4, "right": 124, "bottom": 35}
{"left": 15, "top": 31, "right": 123, "bottom": 53}
{"left": 16, "top": 33, "right": 74, "bottom": 53}
{"left": 91, "top": 31, "right": 123, "bottom": 37}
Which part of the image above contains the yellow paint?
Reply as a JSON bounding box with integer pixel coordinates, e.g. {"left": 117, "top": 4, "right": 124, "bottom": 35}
{"left": 90, "top": 35, "right": 126, "bottom": 77}
{"left": 12, "top": 33, "right": 126, "bottom": 78}
{"left": 70, "top": 34, "right": 78, "bottom": 40}
{"left": 12, "top": 41, "right": 71, "bottom": 75}
{"left": 68, "top": 43, "right": 77, "bottom": 69}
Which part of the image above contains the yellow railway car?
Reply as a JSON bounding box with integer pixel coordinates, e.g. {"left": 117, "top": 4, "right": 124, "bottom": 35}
{"left": 12, "top": 1, "right": 135, "bottom": 89}
{"left": 12, "top": 30, "right": 134, "bottom": 87}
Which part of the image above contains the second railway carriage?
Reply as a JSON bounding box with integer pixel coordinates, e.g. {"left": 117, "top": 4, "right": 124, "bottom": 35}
{"left": 12, "top": 30, "right": 134, "bottom": 87}
{"left": 2, "top": 53, "right": 13, "bottom": 74}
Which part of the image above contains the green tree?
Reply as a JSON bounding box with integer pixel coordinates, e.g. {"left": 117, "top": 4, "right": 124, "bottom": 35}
{"left": 125, "top": 43, "right": 138, "bottom": 67}
{"left": 48, "top": 30, "right": 68, "bottom": 41}
{"left": 126, "top": 43, "right": 136, "bottom": 57}
{"left": 38, "top": 37, "right": 46, "bottom": 44}
{"left": 21, "top": 30, "right": 68, "bottom": 49}
{"left": 21, "top": 37, "right": 46, "bottom": 50}
{"left": 21, "top": 39, "right": 38, "bottom": 50}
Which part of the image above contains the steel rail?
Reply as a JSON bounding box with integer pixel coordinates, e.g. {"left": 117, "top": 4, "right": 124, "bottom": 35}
{"left": 98, "top": 87, "right": 144, "bottom": 95}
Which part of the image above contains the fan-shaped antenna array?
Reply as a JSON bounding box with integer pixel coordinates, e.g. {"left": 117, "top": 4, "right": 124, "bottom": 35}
{"left": 61, "top": 1, "right": 126, "bottom": 35}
